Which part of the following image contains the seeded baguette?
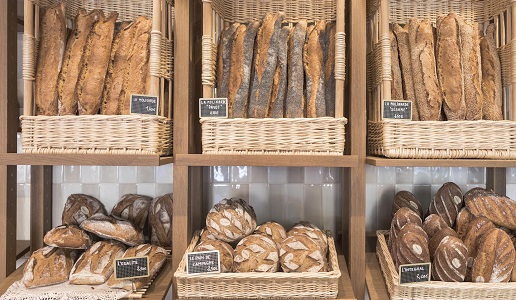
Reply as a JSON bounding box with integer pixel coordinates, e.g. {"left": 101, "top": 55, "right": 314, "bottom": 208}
{"left": 325, "top": 22, "right": 336, "bottom": 117}
{"left": 304, "top": 20, "right": 327, "bottom": 118}
{"left": 390, "top": 30, "right": 404, "bottom": 101}
{"left": 285, "top": 21, "right": 307, "bottom": 118}
{"left": 269, "top": 26, "right": 290, "bottom": 118}
{"left": 217, "top": 23, "right": 240, "bottom": 99}
{"left": 480, "top": 24, "right": 503, "bottom": 120}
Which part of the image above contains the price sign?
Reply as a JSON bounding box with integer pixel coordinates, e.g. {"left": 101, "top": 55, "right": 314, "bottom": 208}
{"left": 130, "top": 94, "right": 159, "bottom": 116}
{"left": 199, "top": 98, "right": 228, "bottom": 118}
{"left": 382, "top": 100, "right": 412, "bottom": 120}
{"left": 399, "top": 263, "right": 431, "bottom": 284}
{"left": 186, "top": 250, "right": 220, "bottom": 274}
{"left": 114, "top": 256, "right": 149, "bottom": 279}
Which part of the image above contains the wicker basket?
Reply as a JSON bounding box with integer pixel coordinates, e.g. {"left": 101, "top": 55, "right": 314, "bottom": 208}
{"left": 366, "top": 0, "right": 516, "bottom": 159}
{"left": 376, "top": 230, "right": 516, "bottom": 300}
{"left": 175, "top": 231, "right": 341, "bottom": 299}
{"left": 22, "top": 0, "right": 173, "bottom": 156}
{"left": 201, "top": 0, "right": 347, "bottom": 155}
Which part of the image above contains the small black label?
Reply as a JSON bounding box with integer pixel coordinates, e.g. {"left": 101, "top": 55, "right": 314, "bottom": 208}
{"left": 399, "top": 263, "right": 431, "bottom": 284}
{"left": 382, "top": 100, "right": 412, "bottom": 120}
{"left": 114, "top": 256, "right": 149, "bottom": 279}
{"left": 186, "top": 250, "right": 220, "bottom": 274}
{"left": 199, "top": 98, "right": 228, "bottom": 118}
{"left": 130, "top": 94, "right": 159, "bottom": 115}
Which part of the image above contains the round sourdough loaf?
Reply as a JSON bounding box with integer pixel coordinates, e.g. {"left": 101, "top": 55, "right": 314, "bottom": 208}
{"left": 206, "top": 198, "right": 257, "bottom": 243}
{"left": 22, "top": 246, "right": 77, "bottom": 288}
{"left": 392, "top": 190, "right": 423, "bottom": 218}
{"left": 429, "top": 182, "right": 463, "bottom": 227}
{"left": 288, "top": 221, "right": 327, "bottom": 252}
{"left": 149, "top": 193, "right": 173, "bottom": 247}
{"left": 423, "top": 214, "right": 449, "bottom": 239}
{"left": 194, "top": 239, "right": 234, "bottom": 272}
{"left": 429, "top": 227, "right": 459, "bottom": 258}
{"left": 455, "top": 207, "right": 474, "bottom": 239}
{"left": 111, "top": 194, "right": 152, "bottom": 229}
{"left": 44, "top": 224, "right": 93, "bottom": 249}
{"left": 432, "top": 236, "right": 468, "bottom": 282}
{"left": 254, "top": 221, "right": 287, "bottom": 247}
{"left": 396, "top": 230, "right": 430, "bottom": 268}
{"left": 234, "top": 234, "right": 279, "bottom": 272}
{"left": 62, "top": 193, "right": 107, "bottom": 226}
{"left": 472, "top": 228, "right": 515, "bottom": 283}
{"left": 279, "top": 234, "right": 326, "bottom": 272}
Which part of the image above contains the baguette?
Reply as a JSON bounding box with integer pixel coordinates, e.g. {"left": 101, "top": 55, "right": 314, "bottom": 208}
{"left": 325, "top": 22, "right": 336, "bottom": 117}
{"left": 58, "top": 9, "right": 98, "bottom": 115}
{"left": 77, "top": 11, "right": 118, "bottom": 115}
{"left": 217, "top": 23, "right": 240, "bottom": 99}
{"left": 102, "top": 21, "right": 135, "bottom": 115}
{"left": 120, "top": 16, "right": 152, "bottom": 115}
{"left": 228, "top": 22, "right": 260, "bottom": 118}
{"left": 409, "top": 18, "right": 442, "bottom": 121}
{"left": 436, "top": 13, "right": 466, "bottom": 120}
{"left": 35, "top": 2, "right": 67, "bottom": 116}
{"left": 389, "top": 29, "right": 404, "bottom": 100}
{"left": 268, "top": 26, "right": 290, "bottom": 118}
{"left": 393, "top": 24, "right": 419, "bottom": 120}
{"left": 305, "top": 21, "right": 327, "bottom": 118}
{"left": 480, "top": 24, "right": 503, "bottom": 120}
{"left": 285, "top": 21, "right": 307, "bottom": 118}
{"left": 248, "top": 13, "right": 285, "bottom": 118}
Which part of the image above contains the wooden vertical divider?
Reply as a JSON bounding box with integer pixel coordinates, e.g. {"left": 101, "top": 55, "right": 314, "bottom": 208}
{"left": 30, "top": 166, "right": 52, "bottom": 252}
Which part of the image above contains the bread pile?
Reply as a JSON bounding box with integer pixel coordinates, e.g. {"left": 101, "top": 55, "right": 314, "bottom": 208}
{"left": 390, "top": 14, "right": 503, "bottom": 121}
{"left": 35, "top": 2, "right": 152, "bottom": 116}
{"left": 389, "top": 184, "right": 516, "bottom": 283}
{"left": 196, "top": 198, "right": 331, "bottom": 273}
{"left": 22, "top": 193, "right": 172, "bottom": 289}
{"left": 216, "top": 13, "right": 336, "bottom": 118}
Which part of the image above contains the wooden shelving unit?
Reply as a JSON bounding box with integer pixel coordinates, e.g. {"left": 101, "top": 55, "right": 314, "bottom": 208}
{"left": 365, "top": 252, "right": 389, "bottom": 300}
{"left": 367, "top": 156, "right": 516, "bottom": 168}
{"left": 0, "top": 154, "right": 173, "bottom": 166}
{"left": 175, "top": 154, "right": 359, "bottom": 167}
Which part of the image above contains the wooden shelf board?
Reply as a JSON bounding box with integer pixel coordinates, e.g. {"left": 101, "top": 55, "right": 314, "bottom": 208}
{"left": 0, "top": 259, "right": 172, "bottom": 300}
{"left": 365, "top": 252, "right": 389, "bottom": 300}
{"left": 366, "top": 156, "right": 516, "bottom": 167}
{"left": 16, "top": 240, "right": 30, "bottom": 260}
{"left": 0, "top": 154, "right": 174, "bottom": 166}
{"left": 175, "top": 154, "right": 359, "bottom": 167}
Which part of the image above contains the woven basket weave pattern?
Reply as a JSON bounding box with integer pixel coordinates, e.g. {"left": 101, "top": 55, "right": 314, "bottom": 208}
{"left": 175, "top": 231, "right": 341, "bottom": 299}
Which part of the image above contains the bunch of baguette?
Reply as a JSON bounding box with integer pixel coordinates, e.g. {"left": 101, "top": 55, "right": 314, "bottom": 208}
{"left": 34, "top": 2, "right": 152, "bottom": 116}
{"left": 390, "top": 13, "right": 503, "bottom": 121}
{"left": 217, "top": 12, "right": 336, "bottom": 118}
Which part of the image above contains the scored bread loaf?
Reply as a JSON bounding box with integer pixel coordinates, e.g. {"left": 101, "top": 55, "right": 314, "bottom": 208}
{"left": 111, "top": 194, "right": 152, "bottom": 229}
{"left": 391, "top": 190, "right": 423, "bottom": 218}
{"left": 35, "top": 2, "right": 67, "bottom": 116}
{"left": 217, "top": 23, "right": 240, "bottom": 99}
{"left": 206, "top": 198, "right": 257, "bottom": 243}
{"left": 388, "top": 207, "right": 423, "bottom": 261}
{"left": 268, "top": 26, "right": 290, "bottom": 118}
{"left": 428, "top": 182, "right": 463, "bottom": 227}
{"left": 393, "top": 24, "right": 419, "bottom": 120}
{"left": 428, "top": 227, "right": 459, "bottom": 259}
{"left": 288, "top": 221, "right": 328, "bottom": 252}
{"left": 149, "top": 193, "right": 173, "bottom": 247}
{"left": 228, "top": 22, "right": 260, "bottom": 118}
{"left": 463, "top": 216, "right": 495, "bottom": 274}
{"left": 280, "top": 234, "right": 326, "bottom": 272}
{"left": 396, "top": 230, "right": 430, "bottom": 268}
{"left": 43, "top": 224, "right": 93, "bottom": 249}
{"left": 436, "top": 13, "right": 466, "bottom": 120}
{"left": 464, "top": 187, "right": 516, "bottom": 230}
{"left": 422, "top": 214, "right": 449, "bottom": 239}
{"left": 408, "top": 18, "right": 442, "bottom": 120}
{"left": 248, "top": 13, "right": 285, "bottom": 118}
{"left": 69, "top": 240, "right": 126, "bottom": 285}
{"left": 80, "top": 213, "right": 144, "bottom": 246}
{"left": 22, "top": 246, "right": 77, "bottom": 288}
{"left": 304, "top": 20, "right": 327, "bottom": 118}
{"left": 325, "top": 22, "right": 336, "bottom": 117}
{"left": 254, "top": 221, "right": 287, "bottom": 247}
{"left": 194, "top": 239, "right": 234, "bottom": 272}
{"left": 432, "top": 235, "right": 468, "bottom": 282}
{"left": 472, "top": 228, "right": 515, "bottom": 283}
{"left": 285, "top": 20, "right": 307, "bottom": 118}
{"left": 455, "top": 207, "right": 474, "bottom": 239}
{"left": 234, "top": 234, "right": 279, "bottom": 272}
{"left": 58, "top": 9, "right": 99, "bottom": 115}
{"left": 199, "top": 227, "right": 217, "bottom": 242}
{"left": 62, "top": 193, "right": 107, "bottom": 226}
{"left": 480, "top": 24, "right": 503, "bottom": 120}
{"left": 390, "top": 30, "right": 404, "bottom": 100}
{"left": 77, "top": 11, "right": 118, "bottom": 115}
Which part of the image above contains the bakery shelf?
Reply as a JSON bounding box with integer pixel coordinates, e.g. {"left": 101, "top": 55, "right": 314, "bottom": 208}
{"left": 175, "top": 154, "right": 359, "bottom": 167}
{"left": 16, "top": 240, "right": 30, "bottom": 260}
{"left": 366, "top": 156, "right": 516, "bottom": 168}
{"left": 365, "top": 252, "right": 389, "bottom": 300}
{"left": 0, "top": 153, "right": 174, "bottom": 166}
{"left": 0, "top": 259, "right": 172, "bottom": 300}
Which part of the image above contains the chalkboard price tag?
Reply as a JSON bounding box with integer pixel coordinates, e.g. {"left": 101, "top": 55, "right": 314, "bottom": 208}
{"left": 186, "top": 250, "right": 220, "bottom": 274}
{"left": 399, "top": 263, "right": 431, "bottom": 284}
{"left": 199, "top": 98, "right": 228, "bottom": 118}
{"left": 130, "top": 94, "right": 159, "bottom": 115}
{"left": 382, "top": 100, "right": 412, "bottom": 120}
{"left": 114, "top": 256, "right": 149, "bottom": 280}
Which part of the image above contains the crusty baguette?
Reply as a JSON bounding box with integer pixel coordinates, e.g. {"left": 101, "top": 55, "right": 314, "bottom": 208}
{"left": 217, "top": 23, "right": 240, "bottom": 99}
{"left": 436, "top": 13, "right": 465, "bottom": 120}
{"left": 304, "top": 20, "right": 327, "bottom": 118}
{"left": 480, "top": 24, "right": 503, "bottom": 120}
{"left": 228, "top": 22, "right": 260, "bottom": 118}
{"left": 58, "top": 9, "right": 98, "bottom": 115}
{"left": 35, "top": 2, "right": 67, "bottom": 116}
{"left": 268, "top": 26, "right": 290, "bottom": 118}
{"left": 77, "top": 11, "right": 118, "bottom": 115}
{"left": 390, "top": 29, "right": 404, "bottom": 100}
{"left": 285, "top": 21, "right": 307, "bottom": 118}
{"left": 325, "top": 22, "right": 336, "bottom": 117}
{"left": 408, "top": 18, "right": 442, "bottom": 121}
{"left": 101, "top": 21, "right": 135, "bottom": 115}
{"left": 120, "top": 16, "right": 152, "bottom": 115}
{"left": 248, "top": 12, "right": 285, "bottom": 118}
{"left": 393, "top": 24, "right": 419, "bottom": 120}
{"left": 459, "top": 17, "right": 483, "bottom": 120}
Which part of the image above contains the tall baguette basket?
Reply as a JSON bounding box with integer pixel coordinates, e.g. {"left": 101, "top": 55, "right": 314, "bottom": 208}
{"left": 367, "top": 0, "right": 516, "bottom": 159}
{"left": 21, "top": 0, "right": 174, "bottom": 155}
{"left": 201, "top": 0, "right": 347, "bottom": 155}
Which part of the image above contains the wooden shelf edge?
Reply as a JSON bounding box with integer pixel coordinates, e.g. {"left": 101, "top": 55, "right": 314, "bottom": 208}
{"left": 16, "top": 240, "right": 30, "bottom": 260}
{"left": 365, "top": 252, "right": 389, "bottom": 300}
{"left": 175, "top": 154, "right": 359, "bottom": 167}
{"left": 0, "top": 153, "right": 174, "bottom": 166}
{"left": 366, "top": 156, "right": 516, "bottom": 167}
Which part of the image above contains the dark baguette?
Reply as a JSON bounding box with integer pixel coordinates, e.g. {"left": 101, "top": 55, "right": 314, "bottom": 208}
{"left": 480, "top": 24, "right": 503, "bottom": 120}
{"left": 216, "top": 23, "right": 240, "bottom": 99}
{"left": 285, "top": 21, "right": 307, "bottom": 118}
{"left": 325, "top": 22, "right": 336, "bottom": 117}
{"left": 269, "top": 26, "right": 290, "bottom": 118}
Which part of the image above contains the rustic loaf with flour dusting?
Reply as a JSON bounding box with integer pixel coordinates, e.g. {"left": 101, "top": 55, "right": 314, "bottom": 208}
{"left": 234, "top": 234, "right": 279, "bottom": 272}
{"left": 206, "top": 198, "right": 257, "bottom": 243}
{"left": 22, "top": 246, "right": 77, "bottom": 288}
{"left": 280, "top": 234, "right": 327, "bottom": 272}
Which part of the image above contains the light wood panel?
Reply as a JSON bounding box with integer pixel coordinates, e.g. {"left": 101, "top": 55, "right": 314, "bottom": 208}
{"left": 367, "top": 156, "right": 516, "bottom": 168}
{"left": 0, "top": 154, "right": 173, "bottom": 166}
{"left": 365, "top": 253, "right": 389, "bottom": 300}
{"left": 30, "top": 166, "right": 52, "bottom": 252}
{"left": 487, "top": 167, "right": 506, "bottom": 195}
{"left": 175, "top": 154, "right": 359, "bottom": 167}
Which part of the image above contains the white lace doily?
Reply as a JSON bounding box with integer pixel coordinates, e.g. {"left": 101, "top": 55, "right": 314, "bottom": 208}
{"left": 0, "top": 280, "right": 131, "bottom": 300}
